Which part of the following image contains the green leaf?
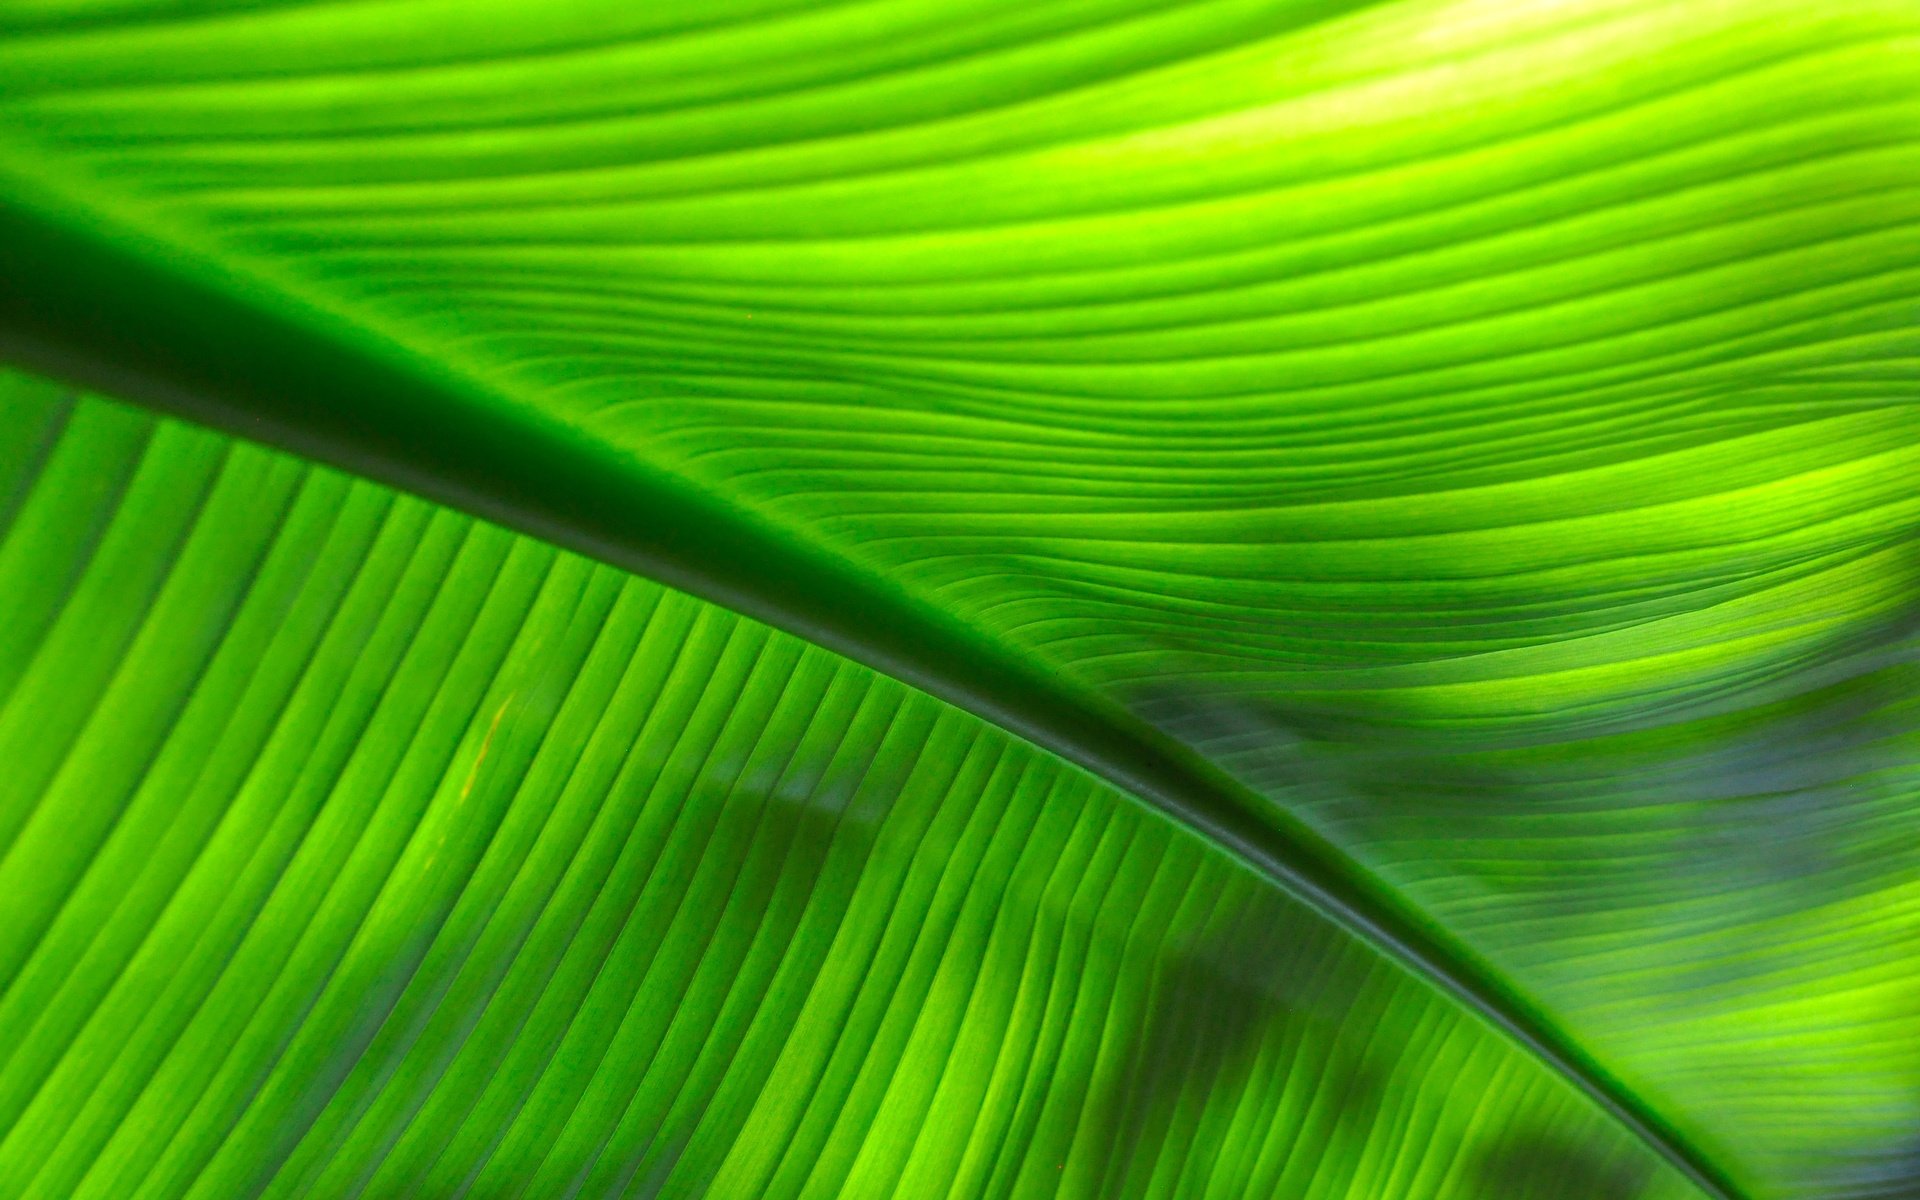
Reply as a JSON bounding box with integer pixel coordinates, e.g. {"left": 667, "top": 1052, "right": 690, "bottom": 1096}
{"left": 1, "top": 1, "right": 1917, "bottom": 1197}
{"left": 0, "top": 371, "right": 1700, "bottom": 1199}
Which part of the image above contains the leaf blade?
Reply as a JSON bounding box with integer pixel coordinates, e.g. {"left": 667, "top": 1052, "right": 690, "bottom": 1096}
{"left": 4, "top": 0, "right": 1918, "bottom": 1192}
{"left": 0, "top": 371, "right": 1707, "bottom": 1200}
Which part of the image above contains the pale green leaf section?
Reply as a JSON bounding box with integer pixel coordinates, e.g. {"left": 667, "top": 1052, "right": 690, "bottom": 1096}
{"left": 2, "top": 1, "right": 1918, "bottom": 1195}
{"left": 0, "top": 370, "right": 1700, "bottom": 1200}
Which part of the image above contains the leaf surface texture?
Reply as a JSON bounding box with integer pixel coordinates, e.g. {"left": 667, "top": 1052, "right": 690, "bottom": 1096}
{"left": 2, "top": 1, "right": 1919, "bottom": 1196}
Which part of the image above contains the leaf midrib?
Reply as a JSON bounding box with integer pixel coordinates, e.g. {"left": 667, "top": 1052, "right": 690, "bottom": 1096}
{"left": 0, "top": 148, "right": 1744, "bottom": 1200}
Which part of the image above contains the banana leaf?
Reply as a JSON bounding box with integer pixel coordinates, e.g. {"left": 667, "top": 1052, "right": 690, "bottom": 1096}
{"left": 1, "top": 2, "right": 1917, "bottom": 1198}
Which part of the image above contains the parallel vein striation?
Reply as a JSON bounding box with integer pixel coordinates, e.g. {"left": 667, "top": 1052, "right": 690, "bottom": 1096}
{"left": 1, "top": 1, "right": 1918, "bottom": 1195}
{"left": 0, "top": 374, "right": 1700, "bottom": 1200}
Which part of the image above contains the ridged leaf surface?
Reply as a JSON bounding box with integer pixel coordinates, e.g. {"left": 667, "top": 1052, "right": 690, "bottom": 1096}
{"left": 2, "top": 2, "right": 1918, "bottom": 1197}
{"left": 0, "top": 372, "right": 1697, "bottom": 1200}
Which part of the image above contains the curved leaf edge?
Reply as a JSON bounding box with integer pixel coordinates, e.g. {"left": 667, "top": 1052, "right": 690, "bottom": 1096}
{"left": 0, "top": 142, "right": 1742, "bottom": 1200}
